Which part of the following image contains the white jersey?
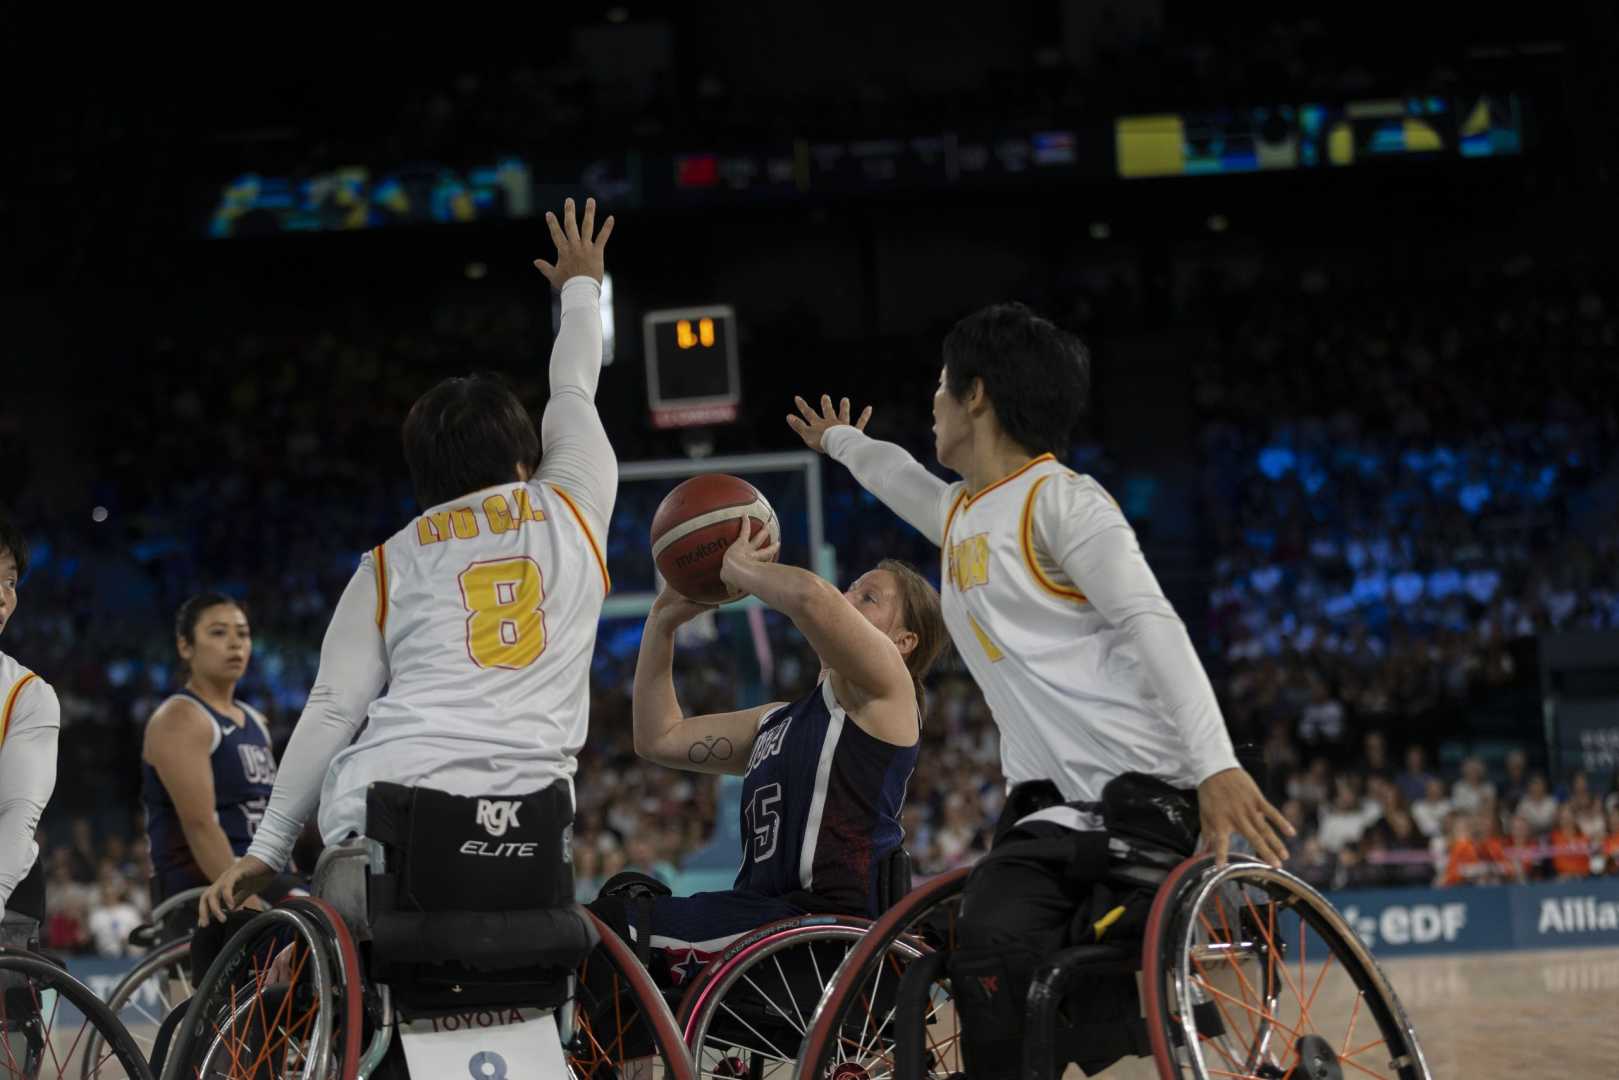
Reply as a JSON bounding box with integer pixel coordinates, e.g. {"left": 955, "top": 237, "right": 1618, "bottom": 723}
{"left": 315, "top": 479, "right": 610, "bottom": 841}
{"left": 0, "top": 652, "right": 60, "bottom": 915}
{"left": 824, "top": 429, "right": 1238, "bottom": 809}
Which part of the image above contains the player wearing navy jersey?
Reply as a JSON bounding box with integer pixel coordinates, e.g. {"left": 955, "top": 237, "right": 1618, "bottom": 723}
{"left": 142, "top": 593, "right": 283, "bottom": 906}
{"left": 591, "top": 524, "right": 946, "bottom": 989}
{"left": 0, "top": 509, "right": 60, "bottom": 942}
{"left": 791, "top": 302, "right": 1293, "bottom": 1077}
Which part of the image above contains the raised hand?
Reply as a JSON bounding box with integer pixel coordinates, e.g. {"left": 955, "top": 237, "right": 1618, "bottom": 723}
{"left": 533, "top": 197, "right": 615, "bottom": 288}
{"left": 649, "top": 584, "right": 716, "bottom": 630}
{"left": 787, "top": 395, "right": 872, "bottom": 453}
{"left": 718, "top": 518, "right": 782, "bottom": 597}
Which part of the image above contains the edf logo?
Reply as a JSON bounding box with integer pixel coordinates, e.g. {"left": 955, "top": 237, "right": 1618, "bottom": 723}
{"left": 475, "top": 799, "right": 522, "bottom": 838}
{"left": 1341, "top": 902, "right": 1467, "bottom": 947}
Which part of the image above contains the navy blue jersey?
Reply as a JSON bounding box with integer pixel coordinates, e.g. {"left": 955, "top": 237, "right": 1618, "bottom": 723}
{"left": 142, "top": 690, "right": 277, "bottom": 897}
{"left": 734, "top": 679, "right": 917, "bottom": 915}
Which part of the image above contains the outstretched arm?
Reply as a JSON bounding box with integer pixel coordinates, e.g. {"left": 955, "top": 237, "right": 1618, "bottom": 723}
{"left": 633, "top": 588, "right": 779, "bottom": 775}
{"left": 790, "top": 396, "right": 954, "bottom": 547}
{"left": 535, "top": 198, "right": 618, "bottom": 535}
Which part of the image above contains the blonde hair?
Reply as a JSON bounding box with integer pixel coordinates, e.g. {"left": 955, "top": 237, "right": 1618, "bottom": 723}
{"left": 876, "top": 559, "right": 947, "bottom": 714}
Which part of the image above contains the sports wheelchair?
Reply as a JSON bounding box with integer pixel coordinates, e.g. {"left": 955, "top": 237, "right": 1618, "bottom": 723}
{"left": 667, "top": 849, "right": 917, "bottom": 1078}
{"left": 791, "top": 806, "right": 1432, "bottom": 1079}
{"left": 156, "top": 782, "right": 695, "bottom": 1079}
{"left": 0, "top": 919, "right": 154, "bottom": 1079}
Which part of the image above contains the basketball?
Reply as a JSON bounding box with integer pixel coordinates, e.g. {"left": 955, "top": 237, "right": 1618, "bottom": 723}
{"left": 651, "top": 474, "right": 780, "bottom": 604}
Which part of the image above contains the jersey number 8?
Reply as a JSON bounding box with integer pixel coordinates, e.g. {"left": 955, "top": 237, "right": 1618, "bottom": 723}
{"left": 458, "top": 557, "right": 547, "bottom": 669}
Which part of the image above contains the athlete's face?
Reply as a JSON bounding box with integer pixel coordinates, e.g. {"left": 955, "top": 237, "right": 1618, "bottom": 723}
{"left": 844, "top": 569, "right": 918, "bottom": 660}
{"left": 0, "top": 548, "right": 17, "bottom": 638}
{"left": 179, "top": 603, "right": 252, "bottom": 682}
{"left": 932, "top": 366, "right": 972, "bottom": 473}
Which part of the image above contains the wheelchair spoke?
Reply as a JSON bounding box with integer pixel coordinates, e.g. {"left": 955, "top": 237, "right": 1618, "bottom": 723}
{"left": 740, "top": 968, "right": 804, "bottom": 1037}
{"left": 770, "top": 952, "right": 812, "bottom": 1033}
{"left": 717, "top": 998, "right": 794, "bottom": 1063}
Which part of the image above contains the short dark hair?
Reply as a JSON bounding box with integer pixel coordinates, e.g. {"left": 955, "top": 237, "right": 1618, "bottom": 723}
{"left": 0, "top": 505, "right": 27, "bottom": 579}
{"left": 401, "top": 374, "right": 541, "bottom": 509}
{"left": 942, "top": 302, "right": 1089, "bottom": 457}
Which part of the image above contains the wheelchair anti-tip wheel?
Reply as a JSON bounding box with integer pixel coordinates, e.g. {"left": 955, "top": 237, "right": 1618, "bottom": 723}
{"left": 1142, "top": 855, "right": 1431, "bottom": 1080}
{"left": 0, "top": 949, "right": 153, "bottom": 1080}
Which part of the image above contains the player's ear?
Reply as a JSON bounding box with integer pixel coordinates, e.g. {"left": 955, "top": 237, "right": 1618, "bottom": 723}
{"left": 966, "top": 377, "right": 990, "bottom": 416}
{"left": 892, "top": 627, "right": 918, "bottom": 659}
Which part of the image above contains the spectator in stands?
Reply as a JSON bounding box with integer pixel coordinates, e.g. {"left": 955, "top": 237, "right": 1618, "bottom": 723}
{"left": 1288, "top": 756, "right": 1333, "bottom": 811}
{"left": 1506, "top": 815, "right": 1544, "bottom": 882}
{"left": 43, "top": 892, "right": 91, "bottom": 954}
{"left": 1371, "top": 808, "right": 1432, "bottom": 888}
{"left": 1517, "top": 774, "right": 1560, "bottom": 833}
{"left": 1568, "top": 772, "right": 1607, "bottom": 839}
{"left": 1602, "top": 807, "right": 1619, "bottom": 875}
{"left": 1289, "top": 836, "right": 1334, "bottom": 893}
{"left": 1440, "top": 814, "right": 1512, "bottom": 887}
{"left": 1318, "top": 782, "right": 1374, "bottom": 853}
{"left": 1395, "top": 745, "right": 1434, "bottom": 805}
{"left": 1451, "top": 758, "right": 1496, "bottom": 815}
{"left": 1500, "top": 749, "right": 1530, "bottom": 809}
{"left": 87, "top": 879, "right": 142, "bottom": 957}
{"left": 1411, "top": 777, "right": 1451, "bottom": 839}
{"left": 1548, "top": 804, "right": 1593, "bottom": 881}
{"left": 1298, "top": 676, "right": 1346, "bottom": 749}
{"left": 1358, "top": 731, "right": 1393, "bottom": 782}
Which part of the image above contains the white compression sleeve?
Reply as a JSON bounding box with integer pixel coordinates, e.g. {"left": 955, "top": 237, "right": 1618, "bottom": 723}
{"left": 537, "top": 276, "right": 616, "bottom": 535}
{"left": 1038, "top": 482, "right": 1240, "bottom": 785}
{"left": 822, "top": 426, "right": 954, "bottom": 547}
{"left": 0, "top": 682, "right": 58, "bottom": 916}
{"left": 245, "top": 561, "right": 388, "bottom": 871}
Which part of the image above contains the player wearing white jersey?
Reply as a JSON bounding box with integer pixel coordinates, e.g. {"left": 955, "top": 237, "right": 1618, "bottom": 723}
{"left": 790, "top": 301, "right": 1292, "bottom": 1077}
{"left": 0, "top": 511, "right": 60, "bottom": 940}
{"left": 201, "top": 199, "right": 618, "bottom": 922}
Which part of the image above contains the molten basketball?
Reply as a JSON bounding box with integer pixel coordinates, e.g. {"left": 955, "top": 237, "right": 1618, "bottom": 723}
{"left": 651, "top": 474, "right": 780, "bottom": 604}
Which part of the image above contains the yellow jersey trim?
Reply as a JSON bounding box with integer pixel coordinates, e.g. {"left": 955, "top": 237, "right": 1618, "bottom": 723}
{"left": 372, "top": 545, "right": 389, "bottom": 633}
{"left": 1020, "top": 475, "right": 1088, "bottom": 605}
{"left": 0, "top": 672, "right": 39, "bottom": 749}
{"left": 551, "top": 485, "right": 612, "bottom": 595}
{"left": 964, "top": 453, "right": 1055, "bottom": 510}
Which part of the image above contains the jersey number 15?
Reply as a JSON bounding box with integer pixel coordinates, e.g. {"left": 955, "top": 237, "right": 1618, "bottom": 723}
{"left": 457, "top": 557, "right": 547, "bottom": 669}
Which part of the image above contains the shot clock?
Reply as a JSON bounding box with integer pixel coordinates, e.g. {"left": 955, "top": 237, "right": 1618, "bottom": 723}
{"left": 642, "top": 305, "right": 741, "bottom": 429}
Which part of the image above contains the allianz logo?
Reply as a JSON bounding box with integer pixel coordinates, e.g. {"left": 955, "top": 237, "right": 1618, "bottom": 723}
{"left": 1340, "top": 902, "right": 1467, "bottom": 947}
{"left": 1537, "top": 896, "right": 1619, "bottom": 934}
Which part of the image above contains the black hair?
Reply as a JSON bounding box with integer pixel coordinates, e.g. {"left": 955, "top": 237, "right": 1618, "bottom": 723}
{"left": 0, "top": 505, "right": 26, "bottom": 579}
{"left": 942, "top": 302, "right": 1090, "bottom": 457}
{"left": 401, "top": 373, "right": 540, "bottom": 509}
{"left": 175, "top": 592, "right": 248, "bottom": 679}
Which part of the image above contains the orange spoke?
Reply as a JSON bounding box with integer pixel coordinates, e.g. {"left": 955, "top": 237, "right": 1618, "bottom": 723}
{"left": 1341, "top": 1036, "right": 1393, "bottom": 1061}
{"left": 243, "top": 946, "right": 309, "bottom": 1076}
{"left": 1244, "top": 892, "right": 1313, "bottom": 1033}
{"left": 1203, "top": 905, "right": 1263, "bottom": 1045}
{"left": 1343, "top": 988, "right": 1364, "bottom": 1057}
{"left": 1197, "top": 1028, "right": 1251, "bottom": 1073}
{"left": 1191, "top": 949, "right": 1254, "bottom": 1056}
{"left": 1195, "top": 978, "right": 1306, "bottom": 1045}
{"left": 1300, "top": 950, "right": 1337, "bottom": 1025}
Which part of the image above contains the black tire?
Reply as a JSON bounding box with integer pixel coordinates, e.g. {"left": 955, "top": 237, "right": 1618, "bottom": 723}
{"left": 79, "top": 936, "right": 191, "bottom": 1080}
{"left": 0, "top": 951, "right": 153, "bottom": 1079}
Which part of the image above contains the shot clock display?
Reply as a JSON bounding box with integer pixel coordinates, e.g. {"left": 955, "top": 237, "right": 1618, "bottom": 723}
{"left": 642, "top": 305, "right": 741, "bottom": 429}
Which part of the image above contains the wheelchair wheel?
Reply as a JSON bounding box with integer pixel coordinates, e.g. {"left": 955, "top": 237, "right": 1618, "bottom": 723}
{"left": 157, "top": 906, "right": 358, "bottom": 1080}
{"left": 1142, "top": 855, "right": 1431, "bottom": 1080}
{"left": 572, "top": 909, "right": 696, "bottom": 1080}
{"left": 676, "top": 915, "right": 927, "bottom": 1079}
{"left": 0, "top": 950, "right": 152, "bottom": 1079}
{"left": 79, "top": 936, "right": 190, "bottom": 1080}
{"left": 793, "top": 868, "right": 969, "bottom": 1080}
